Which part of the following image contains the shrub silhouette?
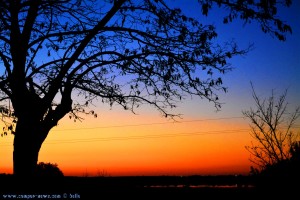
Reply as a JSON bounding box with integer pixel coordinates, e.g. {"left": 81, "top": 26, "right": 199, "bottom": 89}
{"left": 254, "top": 141, "right": 300, "bottom": 189}
{"left": 36, "top": 162, "right": 64, "bottom": 177}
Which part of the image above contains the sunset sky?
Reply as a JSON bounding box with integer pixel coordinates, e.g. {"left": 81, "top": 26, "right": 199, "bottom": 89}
{"left": 0, "top": 1, "right": 299, "bottom": 177}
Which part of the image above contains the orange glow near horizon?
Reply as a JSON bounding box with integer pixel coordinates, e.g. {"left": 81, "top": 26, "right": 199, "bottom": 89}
{"left": 0, "top": 106, "right": 253, "bottom": 177}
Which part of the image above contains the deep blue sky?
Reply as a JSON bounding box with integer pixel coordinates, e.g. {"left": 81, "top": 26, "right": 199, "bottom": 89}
{"left": 168, "top": 0, "right": 300, "bottom": 118}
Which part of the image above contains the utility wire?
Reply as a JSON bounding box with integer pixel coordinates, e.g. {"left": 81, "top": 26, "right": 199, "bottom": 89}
{"left": 0, "top": 115, "right": 298, "bottom": 146}
{"left": 36, "top": 128, "right": 251, "bottom": 144}
{"left": 51, "top": 116, "right": 246, "bottom": 132}
{"left": 0, "top": 128, "right": 250, "bottom": 146}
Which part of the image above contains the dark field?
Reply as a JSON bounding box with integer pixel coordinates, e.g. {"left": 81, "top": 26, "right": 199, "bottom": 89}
{"left": 0, "top": 175, "right": 296, "bottom": 199}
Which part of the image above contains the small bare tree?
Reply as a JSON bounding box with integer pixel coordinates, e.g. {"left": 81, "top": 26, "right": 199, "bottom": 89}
{"left": 242, "top": 83, "right": 300, "bottom": 172}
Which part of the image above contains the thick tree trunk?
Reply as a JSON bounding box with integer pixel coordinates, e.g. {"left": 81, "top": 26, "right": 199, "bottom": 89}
{"left": 13, "top": 118, "right": 48, "bottom": 176}
{"left": 10, "top": 77, "right": 72, "bottom": 176}
{"left": 13, "top": 136, "right": 40, "bottom": 176}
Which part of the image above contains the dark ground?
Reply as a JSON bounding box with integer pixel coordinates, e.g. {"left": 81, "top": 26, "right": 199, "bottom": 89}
{"left": 0, "top": 175, "right": 297, "bottom": 199}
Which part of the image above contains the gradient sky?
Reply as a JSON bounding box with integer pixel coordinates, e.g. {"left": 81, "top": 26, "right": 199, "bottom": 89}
{"left": 0, "top": 1, "right": 299, "bottom": 177}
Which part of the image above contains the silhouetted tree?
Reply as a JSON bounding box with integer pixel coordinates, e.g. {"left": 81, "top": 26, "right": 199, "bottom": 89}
{"left": 243, "top": 83, "right": 300, "bottom": 173}
{"left": 36, "top": 162, "right": 64, "bottom": 177}
{"left": 0, "top": 0, "right": 293, "bottom": 176}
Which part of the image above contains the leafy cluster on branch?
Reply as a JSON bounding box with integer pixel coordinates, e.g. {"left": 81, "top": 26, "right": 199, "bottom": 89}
{"left": 0, "top": 102, "right": 16, "bottom": 136}
{"left": 201, "top": 0, "right": 292, "bottom": 41}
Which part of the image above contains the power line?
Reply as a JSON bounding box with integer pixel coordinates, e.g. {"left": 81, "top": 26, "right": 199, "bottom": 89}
{"left": 1, "top": 125, "right": 299, "bottom": 147}
{"left": 40, "top": 128, "right": 251, "bottom": 144}
{"left": 0, "top": 128, "right": 250, "bottom": 146}
{"left": 0, "top": 115, "right": 298, "bottom": 146}
{"left": 51, "top": 116, "right": 246, "bottom": 132}
{"left": 46, "top": 125, "right": 300, "bottom": 144}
